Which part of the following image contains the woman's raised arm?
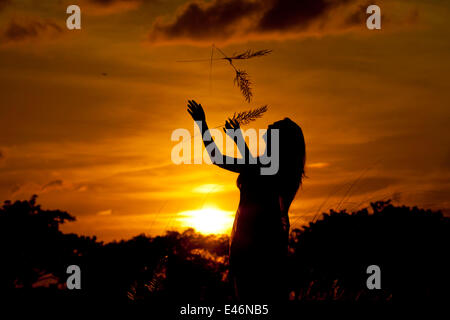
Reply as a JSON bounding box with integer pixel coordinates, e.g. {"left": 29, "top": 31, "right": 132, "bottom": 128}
{"left": 223, "top": 118, "right": 256, "bottom": 164}
{"left": 187, "top": 100, "right": 244, "bottom": 173}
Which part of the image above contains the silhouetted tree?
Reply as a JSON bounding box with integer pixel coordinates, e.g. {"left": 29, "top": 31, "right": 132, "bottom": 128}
{"left": 288, "top": 200, "right": 450, "bottom": 302}
{"left": 0, "top": 195, "right": 76, "bottom": 289}
{"left": 1, "top": 196, "right": 448, "bottom": 303}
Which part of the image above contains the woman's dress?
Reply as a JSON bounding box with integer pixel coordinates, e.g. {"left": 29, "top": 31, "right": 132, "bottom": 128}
{"left": 229, "top": 172, "right": 290, "bottom": 301}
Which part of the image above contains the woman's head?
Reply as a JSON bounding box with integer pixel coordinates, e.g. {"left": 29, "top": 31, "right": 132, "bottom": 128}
{"left": 237, "top": 117, "right": 306, "bottom": 206}
{"left": 265, "top": 118, "right": 306, "bottom": 202}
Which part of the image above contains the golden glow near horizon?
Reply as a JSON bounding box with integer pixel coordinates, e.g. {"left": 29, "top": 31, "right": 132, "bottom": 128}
{"left": 177, "top": 207, "right": 235, "bottom": 235}
{"left": 192, "top": 184, "right": 225, "bottom": 194}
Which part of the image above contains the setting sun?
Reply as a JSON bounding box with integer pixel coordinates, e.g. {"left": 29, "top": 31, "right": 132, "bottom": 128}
{"left": 177, "top": 207, "right": 235, "bottom": 235}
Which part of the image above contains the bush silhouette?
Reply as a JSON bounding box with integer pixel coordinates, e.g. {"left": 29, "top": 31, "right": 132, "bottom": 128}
{"left": 1, "top": 196, "right": 448, "bottom": 302}
{"left": 288, "top": 200, "right": 449, "bottom": 301}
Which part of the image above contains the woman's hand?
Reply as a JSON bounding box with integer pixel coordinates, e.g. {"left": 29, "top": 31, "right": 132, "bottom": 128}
{"left": 224, "top": 117, "right": 254, "bottom": 163}
{"left": 223, "top": 118, "right": 240, "bottom": 137}
{"left": 187, "top": 100, "right": 206, "bottom": 122}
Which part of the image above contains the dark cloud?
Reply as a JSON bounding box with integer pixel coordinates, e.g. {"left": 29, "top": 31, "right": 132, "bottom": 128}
{"left": 82, "top": 0, "right": 157, "bottom": 15}
{"left": 257, "top": 0, "right": 351, "bottom": 31}
{"left": 148, "top": 0, "right": 364, "bottom": 43}
{"left": 1, "top": 20, "right": 63, "bottom": 43}
{"left": 0, "top": 0, "right": 10, "bottom": 11}
{"left": 343, "top": 2, "right": 370, "bottom": 26}
{"left": 149, "top": 0, "right": 262, "bottom": 42}
{"left": 88, "top": 0, "right": 141, "bottom": 6}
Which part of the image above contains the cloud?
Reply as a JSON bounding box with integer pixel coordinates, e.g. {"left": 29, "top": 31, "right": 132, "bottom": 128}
{"left": 11, "top": 179, "right": 65, "bottom": 196}
{"left": 88, "top": 0, "right": 141, "bottom": 5}
{"left": 97, "top": 209, "right": 113, "bottom": 216}
{"left": 0, "top": 0, "right": 10, "bottom": 11}
{"left": 41, "top": 179, "right": 64, "bottom": 192}
{"left": 256, "top": 0, "right": 352, "bottom": 31}
{"left": 82, "top": 0, "right": 152, "bottom": 15}
{"left": 1, "top": 19, "right": 63, "bottom": 44}
{"left": 149, "top": 0, "right": 263, "bottom": 42}
{"left": 307, "top": 162, "right": 330, "bottom": 169}
{"left": 148, "top": 0, "right": 370, "bottom": 44}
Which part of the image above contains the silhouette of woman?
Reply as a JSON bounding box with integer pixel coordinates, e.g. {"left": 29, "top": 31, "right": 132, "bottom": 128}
{"left": 187, "top": 100, "right": 306, "bottom": 301}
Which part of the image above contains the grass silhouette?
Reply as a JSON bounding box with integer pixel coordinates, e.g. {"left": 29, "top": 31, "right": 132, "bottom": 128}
{"left": 178, "top": 45, "right": 272, "bottom": 103}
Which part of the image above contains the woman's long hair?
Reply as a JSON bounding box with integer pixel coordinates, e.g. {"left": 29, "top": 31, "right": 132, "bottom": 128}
{"left": 273, "top": 118, "right": 306, "bottom": 208}
{"left": 237, "top": 118, "right": 306, "bottom": 208}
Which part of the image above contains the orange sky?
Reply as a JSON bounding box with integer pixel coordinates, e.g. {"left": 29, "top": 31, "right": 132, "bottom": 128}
{"left": 0, "top": 0, "right": 449, "bottom": 241}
